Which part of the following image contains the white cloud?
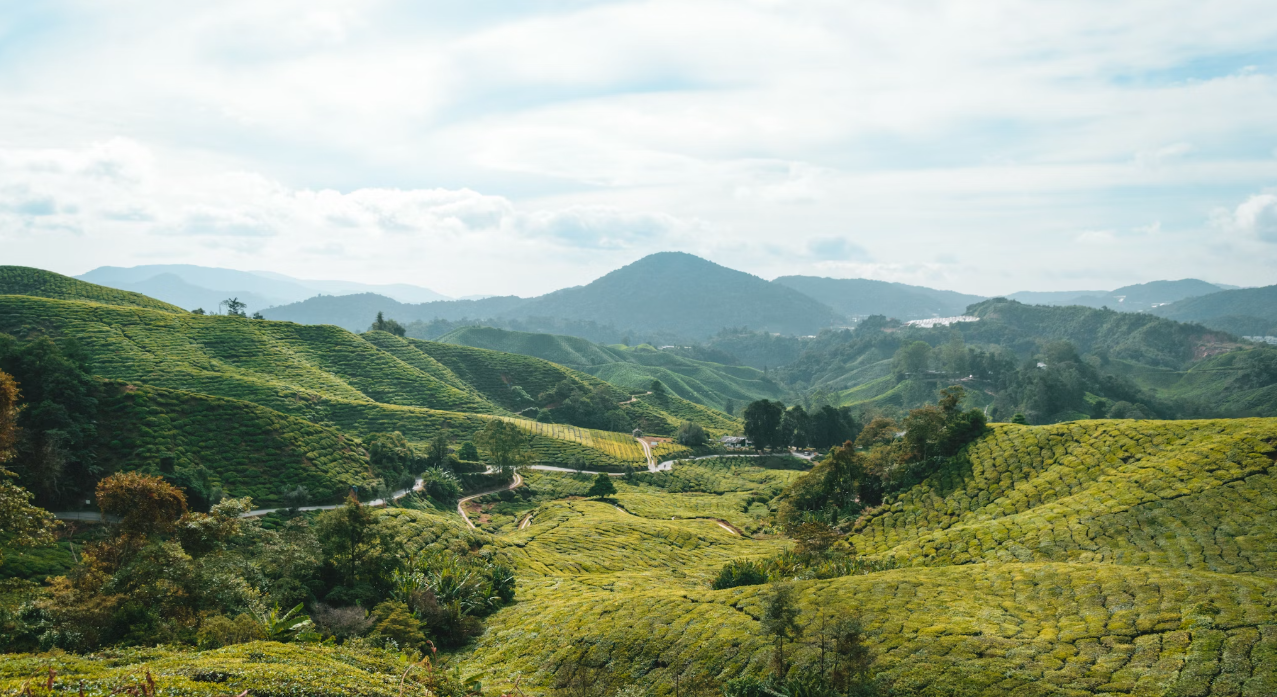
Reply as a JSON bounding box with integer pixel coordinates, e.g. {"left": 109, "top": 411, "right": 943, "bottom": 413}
{"left": 1215, "top": 192, "right": 1277, "bottom": 242}
{"left": 2, "top": 2, "right": 1277, "bottom": 292}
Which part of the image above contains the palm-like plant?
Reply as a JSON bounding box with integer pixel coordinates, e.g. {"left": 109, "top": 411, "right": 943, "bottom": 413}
{"left": 255, "top": 602, "right": 312, "bottom": 642}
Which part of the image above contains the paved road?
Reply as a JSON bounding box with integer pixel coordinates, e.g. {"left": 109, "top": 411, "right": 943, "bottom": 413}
{"left": 457, "top": 472, "right": 523, "bottom": 530}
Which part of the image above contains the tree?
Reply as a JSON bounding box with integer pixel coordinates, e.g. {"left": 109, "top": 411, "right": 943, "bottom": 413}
{"left": 675, "top": 421, "right": 707, "bottom": 447}
{"left": 891, "top": 341, "right": 932, "bottom": 377}
{"left": 474, "top": 420, "right": 535, "bottom": 475}
{"left": 219, "top": 297, "right": 247, "bottom": 317}
{"left": 0, "top": 369, "right": 58, "bottom": 565}
{"left": 780, "top": 405, "right": 810, "bottom": 448}
{"left": 762, "top": 582, "right": 803, "bottom": 679}
{"left": 723, "top": 398, "right": 736, "bottom": 416}
{"left": 97, "top": 471, "right": 188, "bottom": 537}
{"left": 370, "top": 312, "right": 407, "bottom": 337}
{"left": 425, "top": 432, "right": 450, "bottom": 469}
{"left": 743, "top": 400, "right": 785, "bottom": 451}
{"left": 587, "top": 472, "right": 616, "bottom": 499}
{"left": 316, "top": 495, "right": 397, "bottom": 604}
{"left": 0, "top": 335, "right": 99, "bottom": 504}
{"left": 457, "top": 441, "right": 479, "bottom": 461}
{"left": 649, "top": 379, "right": 666, "bottom": 395}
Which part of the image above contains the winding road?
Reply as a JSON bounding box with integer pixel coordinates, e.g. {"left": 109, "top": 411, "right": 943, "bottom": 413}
{"left": 456, "top": 472, "right": 523, "bottom": 530}
{"left": 52, "top": 443, "right": 816, "bottom": 525}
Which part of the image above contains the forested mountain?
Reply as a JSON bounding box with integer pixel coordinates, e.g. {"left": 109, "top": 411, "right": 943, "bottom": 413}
{"left": 1007, "top": 278, "right": 1226, "bottom": 312}
{"left": 260, "top": 293, "right": 529, "bottom": 332}
{"left": 495, "top": 252, "right": 846, "bottom": 339}
{"left": 779, "top": 299, "right": 1275, "bottom": 423}
{"left": 264, "top": 252, "right": 847, "bottom": 341}
{"left": 437, "top": 325, "right": 785, "bottom": 411}
{"left": 772, "top": 275, "right": 984, "bottom": 320}
{"left": 1150, "top": 283, "right": 1277, "bottom": 336}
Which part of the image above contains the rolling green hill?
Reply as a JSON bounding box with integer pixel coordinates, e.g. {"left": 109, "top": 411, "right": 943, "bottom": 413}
{"left": 0, "top": 265, "right": 186, "bottom": 313}
{"left": 437, "top": 325, "right": 784, "bottom": 411}
{"left": 1151, "top": 284, "right": 1277, "bottom": 336}
{"left": 447, "top": 418, "right": 1277, "bottom": 696}
{"left": 0, "top": 275, "right": 742, "bottom": 499}
{"left": 779, "top": 299, "right": 1274, "bottom": 422}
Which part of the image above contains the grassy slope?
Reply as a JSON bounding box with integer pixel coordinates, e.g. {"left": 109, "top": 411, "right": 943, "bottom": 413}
{"left": 0, "top": 294, "right": 653, "bottom": 472}
{"left": 0, "top": 265, "right": 186, "bottom": 313}
{"left": 449, "top": 418, "right": 1277, "bottom": 696}
{"left": 438, "top": 325, "right": 783, "bottom": 411}
{"left": 94, "top": 382, "right": 376, "bottom": 506}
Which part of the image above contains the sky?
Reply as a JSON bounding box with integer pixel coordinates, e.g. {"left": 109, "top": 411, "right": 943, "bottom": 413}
{"left": 1, "top": 0, "right": 1276, "bottom": 298}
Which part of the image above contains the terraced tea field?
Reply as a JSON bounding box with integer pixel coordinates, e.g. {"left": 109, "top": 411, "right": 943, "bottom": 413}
{"left": 444, "top": 418, "right": 1277, "bottom": 696}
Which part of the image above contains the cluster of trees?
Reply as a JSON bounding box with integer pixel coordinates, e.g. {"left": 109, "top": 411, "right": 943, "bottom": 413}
{"left": 0, "top": 334, "right": 100, "bottom": 507}
{"left": 2, "top": 471, "right": 515, "bottom": 653}
{"left": 742, "top": 400, "right": 860, "bottom": 451}
{"left": 365, "top": 420, "right": 534, "bottom": 506}
{"left": 534, "top": 379, "right": 630, "bottom": 432}
{"left": 369, "top": 312, "right": 407, "bottom": 337}
{"left": 776, "top": 387, "right": 987, "bottom": 530}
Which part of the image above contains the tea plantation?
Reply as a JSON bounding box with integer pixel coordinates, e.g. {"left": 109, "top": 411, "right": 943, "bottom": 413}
{"left": 434, "top": 419, "right": 1277, "bottom": 696}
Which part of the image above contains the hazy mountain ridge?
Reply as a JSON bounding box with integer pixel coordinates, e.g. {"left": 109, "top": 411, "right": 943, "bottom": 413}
{"left": 772, "top": 275, "right": 985, "bottom": 320}
{"left": 78, "top": 263, "right": 451, "bottom": 313}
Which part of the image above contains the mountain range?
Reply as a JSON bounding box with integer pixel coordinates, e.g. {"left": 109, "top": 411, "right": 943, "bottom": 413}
{"left": 75, "top": 255, "right": 1271, "bottom": 349}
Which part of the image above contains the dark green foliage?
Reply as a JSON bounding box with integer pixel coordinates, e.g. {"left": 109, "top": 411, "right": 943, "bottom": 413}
{"left": 586, "top": 472, "right": 617, "bottom": 499}
{"left": 316, "top": 497, "right": 399, "bottom": 607}
{"left": 457, "top": 441, "right": 479, "bottom": 461}
{"left": 419, "top": 468, "right": 462, "bottom": 504}
{"left": 537, "top": 378, "right": 631, "bottom": 431}
{"left": 0, "top": 334, "right": 99, "bottom": 505}
{"left": 711, "top": 559, "right": 767, "bottom": 589}
{"left": 369, "top": 312, "right": 407, "bottom": 337}
{"left": 676, "top": 420, "right": 708, "bottom": 446}
{"left": 744, "top": 399, "right": 786, "bottom": 450}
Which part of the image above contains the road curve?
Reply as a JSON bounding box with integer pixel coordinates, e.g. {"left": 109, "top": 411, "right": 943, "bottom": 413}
{"left": 457, "top": 472, "right": 523, "bottom": 530}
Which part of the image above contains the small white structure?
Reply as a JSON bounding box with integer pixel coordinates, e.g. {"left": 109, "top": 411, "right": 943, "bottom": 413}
{"left": 720, "top": 436, "right": 749, "bottom": 448}
{"left": 1244, "top": 336, "right": 1277, "bottom": 345}
{"left": 905, "top": 316, "right": 979, "bottom": 329}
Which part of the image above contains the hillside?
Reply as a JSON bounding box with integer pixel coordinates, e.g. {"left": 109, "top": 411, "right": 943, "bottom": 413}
{"left": 262, "top": 252, "right": 846, "bottom": 341}
{"left": 1152, "top": 284, "right": 1277, "bottom": 336}
{"left": 437, "top": 325, "right": 785, "bottom": 411}
{"left": 772, "top": 275, "right": 985, "bottom": 320}
{"left": 1008, "top": 279, "right": 1225, "bottom": 312}
{"left": 446, "top": 418, "right": 1277, "bottom": 695}
{"left": 504, "top": 252, "right": 845, "bottom": 339}
{"left": 0, "top": 265, "right": 186, "bottom": 313}
{"left": 0, "top": 284, "right": 733, "bottom": 497}
{"left": 261, "top": 292, "right": 528, "bottom": 332}
{"left": 778, "top": 300, "right": 1273, "bottom": 422}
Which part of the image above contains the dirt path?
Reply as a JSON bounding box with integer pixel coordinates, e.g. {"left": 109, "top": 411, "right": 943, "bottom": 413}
{"left": 457, "top": 472, "right": 524, "bottom": 530}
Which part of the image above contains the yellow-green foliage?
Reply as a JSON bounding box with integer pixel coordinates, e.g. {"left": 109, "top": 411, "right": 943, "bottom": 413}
{"left": 636, "top": 391, "right": 740, "bottom": 435}
{"left": 375, "top": 507, "right": 486, "bottom": 555}
{"left": 496, "top": 500, "right": 780, "bottom": 577}
{"left": 95, "top": 383, "right": 375, "bottom": 505}
{"left": 0, "top": 265, "right": 185, "bottom": 313}
{"left": 464, "top": 561, "right": 1277, "bottom": 696}
{"left": 0, "top": 641, "right": 428, "bottom": 696}
{"left": 850, "top": 419, "right": 1277, "bottom": 571}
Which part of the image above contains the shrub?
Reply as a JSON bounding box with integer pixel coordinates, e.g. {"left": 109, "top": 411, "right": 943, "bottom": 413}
{"left": 310, "top": 603, "right": 375, "bottom": 641}
{"left": 711, "top": 559, "right": 768, "bottom": 590}
{"left": 197, "top": 613, "right": 263, "bottom": 649}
